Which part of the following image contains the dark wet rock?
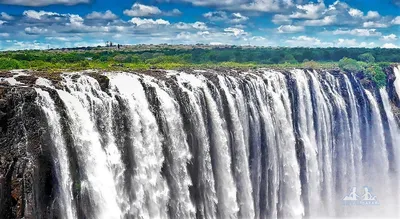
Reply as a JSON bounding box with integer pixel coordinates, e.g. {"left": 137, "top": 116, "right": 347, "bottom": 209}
{"left": 0, "top": 87, "right": 56, "bottom": 219}
{"left": 85, "top": 72, "right": 110, "bottom": 92}
{"left": 14, "top": 76, "right": 38, "bottom": 86}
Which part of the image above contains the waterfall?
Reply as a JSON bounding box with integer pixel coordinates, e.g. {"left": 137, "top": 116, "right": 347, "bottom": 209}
{"left": 32, "top": 69, "right": 399, "bottom": 219}
{"left": 35, "top": 88, "right": 77, "bottom": 219}
{"left": 394, "top": 66, "right": 400, "bottom": 98}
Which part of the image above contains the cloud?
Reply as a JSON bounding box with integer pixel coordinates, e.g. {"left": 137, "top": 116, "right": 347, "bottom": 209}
{"left": 290, "top": 1, "right": 325, "bottom": 19}
{"left": 231, "top": 13, "right": 249, "bottom": 23}
{"left": 381, "top": 43, "right": 399, "bottom": 48}
{"left": 381, "top": 34, "right": 397, "bottom": 41}
{"left": 124, "top": 3, "right": 162, "bottom": 17}
{"left": 0, "top": 12, "right": 13, "bottom": 20}
{"left": 224, "top": 27, "right": 247, "bottom": 36}
{"left": 164, "top": 9, "right": 182, "bottom": 16}
{"left": 277, "top": 25, "right": 304, "bottom": 33}
{"left": 124, "top": 3, "right": 180, "bottom": 17}
{"left": 302, "top": 15, "right": 336, "bottom": 26}
{"left": 45, "top": 36, "right": 82, "bottom": 41}
{"left": 0, "top": 0, "right": 89, "bottom": 6}
{"left": 203, "top": 11, "right": 228, "bottom": 21}
{"left": 23, "top": 10, "right": 60, "bottom": 20}
{"left": 160, "top": 0, "right": 296, "bottom": 12}
{"left": 86, "top": 10, "right": 118, "bottom": 20}
{"left": 364, "top": 11, "right": 380, "bottom": 20}
{"left": 286, "top": 36, "right": 333, "bottom": 47}
{"left": 203, "top": 11, "right": 248, "bottom": 23}
{"left": 349, "top": 8, "right": 363, "bottom": 17}
{"left": 174, "top": 21, "right": 208, "bottom": 30}
{"left": 362, "top": 21, "right": 388, "bottom": 28}
{"left": 332, "top": 28, "right": 382, "bottom": 37}
{"left": 129, "top": 17, "right": 170, "bottom": 27}
{"left": 272, "top": 14, "right": 292, "bottom": 24}
{"left": 392, "top": 16, "right": 400, "bottom": 25}
{"left": 25, "top": 27, "right": 49, "bottom": 35}
{"left": 273, "top": 0, "right": 392, "bottom": 29}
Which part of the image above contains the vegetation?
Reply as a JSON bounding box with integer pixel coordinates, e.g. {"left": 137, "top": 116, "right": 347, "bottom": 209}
{"left": 0, "top": 46, "right": 398, "bottom": 87}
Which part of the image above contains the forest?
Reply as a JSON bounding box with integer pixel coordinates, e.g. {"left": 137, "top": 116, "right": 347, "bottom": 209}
{"left": 0, "top": 46, "right": 398, "bottom": 87}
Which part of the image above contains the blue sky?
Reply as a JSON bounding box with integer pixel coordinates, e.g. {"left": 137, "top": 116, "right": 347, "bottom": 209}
{"left": 0, "top": 0, "right": 399, "bottom": 50}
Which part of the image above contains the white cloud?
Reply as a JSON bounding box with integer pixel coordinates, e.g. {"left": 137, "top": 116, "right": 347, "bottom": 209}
{"left": 362, "top": 21, "right": 388, "bottom": 28}
{"left": 165, "top": 9, "right": 182, "bottom": 16}
{"left": 45, "top": 36, "right": 82, "bottom": 41}
{"left": 302, "top": 15, "right": 336, "bottom": 26}
{"left": 86, "top": 10, "right": 118, "bottom": 20}
{"left": 123, "top": 3, "right": 181, "bottom": 17}
{"left": 277, "top": 25, "right": 304, "bottom": 33}
{"left": 23, "top": 10, "right": 60, "bottom": 20}
{"left": 231, "top": 13, "right": 249, "bottom": 23}
{"left": 192, "top": 21, "right": 208, "bottom": 30}
{"left": 381, "top": 34, "right": 397, "bottom": 41}
{"left": 174, "top": 21, "right": 208, "bottom": 30}
{"left": 25, "top": 27, "right": 49, "bottom": 35}
{"left": 124, "top": 3, "right": 162, "bottom": 17}
{"left": 364, "top": 11, "right": 380, "bottom": 20}
{"left": 129, "top": 17, "right": 170, "bottom": 26}
{"left": 203, "top": 11, "right": 228, "bottom": 21}
{"left": 336, "top": 38, "right": 359, "bottom": 47}
{"left": 0, "top": 12, "right": 13, "bottom": 20}
{"left": 392, "top": 16, "right": 400, "bottom": 25}
{"left": 224, "top": 27, "right": 247, "bottom": 36}
{"left": 332, "top": 28, "right": 382, "bottom": 37}
{"left": 272, "top": 14, "right": 292, "bottom": 24}
{"left": 0, "top": 0, "right": 89, "bottom": 6}
{"left": 161, "top": 0, "right": 295, "bottom": 12}
{"left": 349, "top": 8, "right": 363, "bottom": 17}
{"left": 381, "top": 43, "right": 399, "bottom": 48}
{"left": 290, "top": 1, "right": 326, "bottom": 19}
{"left": 359, "top": 42, "right": 375, "bottom": 48}
{"left": 203, "top": 11, "right": 248, "bottom": 23}
{"left": 286, "top": 36, "right": 333, "bottom": 47}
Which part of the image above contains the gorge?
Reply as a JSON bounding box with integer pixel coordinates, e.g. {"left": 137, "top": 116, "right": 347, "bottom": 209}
{"left": 0, "top": 66, "right": 400, "bottom": 219}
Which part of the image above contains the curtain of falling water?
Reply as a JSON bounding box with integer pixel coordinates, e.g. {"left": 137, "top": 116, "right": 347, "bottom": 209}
{"left": 35, "top": 89, "right": 77, "bottom": 219}
{"left": 34, "top": 68, "right": 400, "bottom": 219}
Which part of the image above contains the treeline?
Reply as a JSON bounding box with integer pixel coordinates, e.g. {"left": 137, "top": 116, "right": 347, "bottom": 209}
{"left": 0, "top": 47, "right": 399, "bottom": 67}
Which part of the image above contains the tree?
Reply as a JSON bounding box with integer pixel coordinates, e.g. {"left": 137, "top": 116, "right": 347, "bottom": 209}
{"left": 338, "top": 57, "right": 363, "bottom": 72}
{"left": 358, "top": 53, "right": 375, "bottom": 63}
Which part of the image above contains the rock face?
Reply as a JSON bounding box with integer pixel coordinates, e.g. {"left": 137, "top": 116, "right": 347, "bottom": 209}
{"left": 0, "top": 86, "right": 54, "bottom": 219}
{"left": 0, "top": 67, "right": 399, "bottom": 219}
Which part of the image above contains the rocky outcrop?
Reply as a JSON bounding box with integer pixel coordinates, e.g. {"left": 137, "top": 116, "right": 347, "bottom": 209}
{"left": 0, "top": 85, "right": 55, "bottom": 219}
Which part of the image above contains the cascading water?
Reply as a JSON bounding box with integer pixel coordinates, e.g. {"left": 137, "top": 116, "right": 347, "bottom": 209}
{"left": 30, "top": 68, "right": 400, "bottom": 219}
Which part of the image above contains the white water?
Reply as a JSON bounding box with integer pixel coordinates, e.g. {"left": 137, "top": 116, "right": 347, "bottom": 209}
{"left": 109, "top": 74, "right": 169, "bottom": 219}
{"left": 32, "top": 69, "right": 400, "bottom": 219}
{"left": 57, "top": 87, "right": 122, "bottom": 219}
{"left": 35, "top": 89, "right": 76, "bottom": 219}
{"left": 394, "top": 66, "right": 400, "bottom": 98}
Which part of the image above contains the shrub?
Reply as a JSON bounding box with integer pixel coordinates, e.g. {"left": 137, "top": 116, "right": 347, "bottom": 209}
{"left": 338, "top": 57, "right": 364, "bottom": 72}
{"left": 358, "top": 53, "right": 375, "bottom": 63}
{"left": 366, "top": 65, "right": 387, "bottom": 88}
{"left": 0, "top": 58, "right": 22, "bottom": 70}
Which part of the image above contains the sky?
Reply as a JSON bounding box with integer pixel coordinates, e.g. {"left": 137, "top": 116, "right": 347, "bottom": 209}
{"left": 0, "top": 0, "right": 399, "bottom": 50}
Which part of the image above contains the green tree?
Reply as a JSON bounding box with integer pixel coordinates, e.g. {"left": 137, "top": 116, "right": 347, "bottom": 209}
{"left": 358, "top": 53, "right": 375, "bottom": 63}
{"left": 0, "top": 58, "right": 22, "bottom": 70}
{"left": 338, "top": 57, "right": 364, "bottom": 72}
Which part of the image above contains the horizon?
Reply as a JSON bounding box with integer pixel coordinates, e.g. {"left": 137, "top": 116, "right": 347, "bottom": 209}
{"left": 2, "top": 43, "right": 400, "bottom": 52}
{"left": 0, "top": 0, "right": 399, "bottom": 50}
